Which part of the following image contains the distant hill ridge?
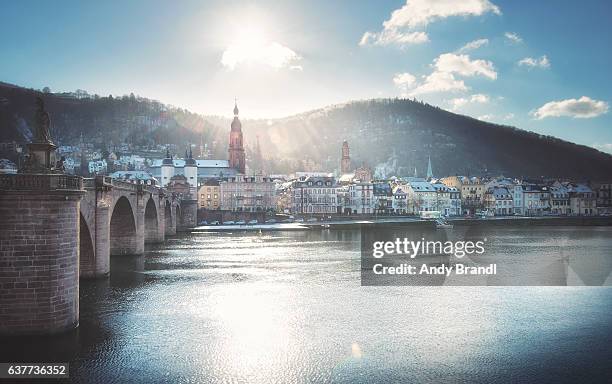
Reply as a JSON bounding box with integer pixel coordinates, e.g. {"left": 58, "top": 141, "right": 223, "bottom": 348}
{"left": 1, "top": 82, "right": 611, "bottom": 181}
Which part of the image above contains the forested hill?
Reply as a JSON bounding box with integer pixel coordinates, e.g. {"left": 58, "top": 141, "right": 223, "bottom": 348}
{"left": 0, "top": 82, "right": 227, "bottom": 158}
{"left": 231, "top": 99, "right": 612, "bottom": 181}
{"left": 2, "top": 82, "right": 611, "bottom": 181}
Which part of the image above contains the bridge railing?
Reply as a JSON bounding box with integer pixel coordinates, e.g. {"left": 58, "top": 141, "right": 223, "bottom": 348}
{"left": 0, "top": 173, "right": 83, "bottom": 191}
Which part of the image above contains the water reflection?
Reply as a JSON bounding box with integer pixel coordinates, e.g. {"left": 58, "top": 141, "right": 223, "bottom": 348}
{"left": 0, "top": 226, "right": 610, "bottom": 383}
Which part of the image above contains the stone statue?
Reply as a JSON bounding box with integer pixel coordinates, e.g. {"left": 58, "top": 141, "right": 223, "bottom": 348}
{"left": 19, "top": 97, "right": 57, "bottom": 173}
{"left": 55, "top": 156, "right": 66, "bottom": 173}
{"left": 34, "top": 97, "right": 52, "bottom": 144}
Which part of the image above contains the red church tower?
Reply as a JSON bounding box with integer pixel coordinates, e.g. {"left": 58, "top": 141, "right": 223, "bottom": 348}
{"left": 228, "top": 100, "right": 246, "bottom": 174}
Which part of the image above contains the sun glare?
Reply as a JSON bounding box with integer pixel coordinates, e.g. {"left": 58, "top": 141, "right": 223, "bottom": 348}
{"left": 221, "top": 23, "right": 300, "bottom": 71}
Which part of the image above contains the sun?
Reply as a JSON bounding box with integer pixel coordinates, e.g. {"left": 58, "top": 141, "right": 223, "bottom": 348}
{"left": 232, "top": 24, "right": 268, "bottom": 49}
{"left": 221, "top": 23, "right": 300, "bottom": 71}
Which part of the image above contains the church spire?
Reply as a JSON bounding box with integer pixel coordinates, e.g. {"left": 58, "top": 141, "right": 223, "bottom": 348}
{"left": 426, "top": 155, "right": 433, "bottom": 180}
{"left": 229, "top": 99, "right": 245, "bottom": 173}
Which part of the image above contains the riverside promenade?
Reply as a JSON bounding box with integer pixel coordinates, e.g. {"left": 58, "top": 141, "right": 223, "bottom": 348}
{"left": 195, "top": 215, "right": 612, "bottom": 232}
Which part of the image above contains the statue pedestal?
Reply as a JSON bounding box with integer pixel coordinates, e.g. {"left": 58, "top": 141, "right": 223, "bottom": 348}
{"left": 27, "top": 142, "right": 57, "bottom": 171}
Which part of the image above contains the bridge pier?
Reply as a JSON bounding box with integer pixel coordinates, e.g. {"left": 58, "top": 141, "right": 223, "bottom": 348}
{"left": 92, "top": 202, "right": 111, "bottom": 276}
{"left": 177, "top": 199, "right": 198, "bottom": 232}
{"left": 165, "top": 200, "right": 177, "bottom": 236}
{"left": 0, "top": 174, "right": 84, "bottom": 335}
{"left": 134, "top": 191, "right": 146, "bottom": 255}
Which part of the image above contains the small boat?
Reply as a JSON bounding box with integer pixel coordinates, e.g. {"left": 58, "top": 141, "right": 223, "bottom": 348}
{"left": 435, "top": 218, "right": 453, "bottom": 229}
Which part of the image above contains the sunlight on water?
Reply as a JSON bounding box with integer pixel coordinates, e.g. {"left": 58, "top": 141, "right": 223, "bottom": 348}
{"left": 1, "top": 227, "right": 610, "bottom": 383}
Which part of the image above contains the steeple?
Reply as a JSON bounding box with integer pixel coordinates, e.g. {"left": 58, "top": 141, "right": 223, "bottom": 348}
{"left": 340, "top": 140, "right": 351, "bottom": 174}
{"left": 228, "top": 99, "right": 245, "bottom": 173}
{"left": 414, "top": 166, "right": 418, "bottom": 178}
{"left": 426, "top": 155, "right": 433, "bottom": 180}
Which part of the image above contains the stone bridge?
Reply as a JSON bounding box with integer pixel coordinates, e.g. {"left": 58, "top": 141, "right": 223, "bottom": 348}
{"left": 0, "top": 173, "right": 197, "bottom": 335}
{"left": 78, "top": 176, "right": 197, "bottom": 278}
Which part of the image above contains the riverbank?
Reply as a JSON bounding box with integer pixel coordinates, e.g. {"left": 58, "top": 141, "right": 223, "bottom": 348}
{"left": 194, "top": 215, "right": 612, "bottom": 231}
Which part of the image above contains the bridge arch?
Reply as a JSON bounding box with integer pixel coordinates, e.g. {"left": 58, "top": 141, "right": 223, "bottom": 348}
{"left": 144, "top": 196, "right": 159, "bottom": 243}
{"left": 79, "top": 212, "right": 95, "bottom": 277}
{"left": 110, "top": 196, "right": 138, "bottom": 255}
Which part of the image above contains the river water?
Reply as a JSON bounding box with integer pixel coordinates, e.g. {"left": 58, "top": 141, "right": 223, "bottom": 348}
{"left": 1, "top": 226, "right": 611, "bottom": 383}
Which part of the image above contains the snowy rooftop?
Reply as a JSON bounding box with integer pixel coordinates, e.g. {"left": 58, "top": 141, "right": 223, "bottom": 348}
{"left": 149, "top": 159, "right": 230, "bottom": 168}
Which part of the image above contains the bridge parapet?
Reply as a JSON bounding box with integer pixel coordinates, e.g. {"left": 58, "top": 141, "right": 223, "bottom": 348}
{"left": 0, "top": 173, "right": 82, "bottom": 191}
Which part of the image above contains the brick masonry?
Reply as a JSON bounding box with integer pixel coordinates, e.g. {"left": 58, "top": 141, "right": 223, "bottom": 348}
{"left": 0, "top": 189, "right": 84, "bottom": 335}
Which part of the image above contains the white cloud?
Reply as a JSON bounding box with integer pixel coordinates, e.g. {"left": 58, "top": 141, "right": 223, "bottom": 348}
{"left": 450, "top": 93, "right": 490, "bottom": 110}
{"left": 289, "top": 65, "right": 303, "bottom": 71}
{"left": 360, "top": 0, "right": 500, "bottom": 47}
{"left": 518, "top": 55, "right": 550, "bottom": 69}
{"left": 475, "top": 112, "right": 514, "bottom": 123}
{"left": 383, "top": 0, "right": 501, "bottom": 29}
{"left": 434, "top": 53, "right": 497, "bottom": 79}
{"left": 592, "top": 143, "right": 612, "bottom": 154}
{"left": 504, "top": 31, "right": 523, "bottom": 44}
{"left": 393, "top": 72, "right": 417, "bottom": 92}
{"left": 398, "top": 52, "right": 497, "bottom": 96}
{"left": 221, "top": 41, "right": 301, "bottom": 70}
{"left": 457, "top": 38, "right": 489, "bottom": 53}
{"left": 532, "top": 96, "right": 609, "bottom": 119}
{"left": 410, "top": 71, "right": 468, "bottom": 95}
{"left": 359, "top": 30, "right": 428, "bottom": 47}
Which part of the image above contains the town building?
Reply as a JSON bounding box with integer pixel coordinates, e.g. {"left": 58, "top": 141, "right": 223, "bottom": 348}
{"left": 88, "top": 159, "right": 107, "bottom": 175}
{"left": 595, "top": 183, "right": 612, "bottom": 215}
{"left": 550, "top": 181, "right": 571, "bottom": 215}
{"left": 484, "top": 187, "right": 513, "bottom": 216}
{"left": 289, "top": 175, "right": 338, "bottom": 215}
{"left": 346, "top": 182, "right": 374, "bottom": 214}
{"left": 110, "top": 170, "right": 157, "bottom": 185}
{"left": 403, "top": 177, "right": 437, "bottom": 214}
{"left": 440, "top": 176, "right": 486, "bottom": 214}
{"left": 220, "top": 174, "right": 275, "bottom": 212}
{"left": 275, "top": 181, "right": 293, "bottom": 213}
{"left": 373, "top": 181, "right": 394, "bottom": 214}
{"left": 431, "top": 182, "right": 462, "bottom": 216}
{"left": 354, "top": 165, "right": 373, "bottom": 183}
{"left": 567, "top": 183, "right": 596, "bottom": 216}
{"left": 511, "top": 184, "right": 524, "bottom": 215}
{"left": 391, "top": 184, "right": 408, "bottom": 214}
{"left": 149, "top": 101, "right": 246, "bottom": 188}
{"left": 522, "top": 184, "right": 550, "bottom": 216}
{"left": 166, "top": 174, "right": 191, "bottom": 198}
{"left": 198, "top": 179, "right": 220, "bottom": 210}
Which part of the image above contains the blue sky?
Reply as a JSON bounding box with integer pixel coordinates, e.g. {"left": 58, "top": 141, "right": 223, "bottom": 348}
{"left": 1, "top": 0, "right": 611, "bottom": 153}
